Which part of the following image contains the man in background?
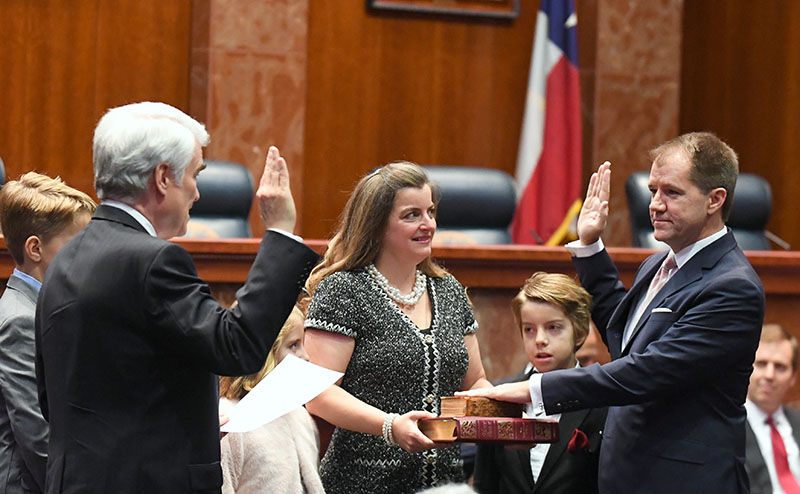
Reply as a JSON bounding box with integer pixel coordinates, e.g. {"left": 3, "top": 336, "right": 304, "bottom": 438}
{"left": 745, "top": 323, "right": 800, "bottom": 494}
{"left": 36, "top": 102, "right": 319, "bottom": 493}
{"left": 0, "top": 172, "right": 95, "bottom": 493}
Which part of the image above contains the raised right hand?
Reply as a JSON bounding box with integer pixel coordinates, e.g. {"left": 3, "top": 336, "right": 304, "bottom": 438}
{"left": 256, "top": 146, "right": 297, "bottom": 233}
{"left": 391, "top": 410, "right": 438, "bottom": 453}
{"left": 576, "top": 161, "right": 611, "bottom": 245}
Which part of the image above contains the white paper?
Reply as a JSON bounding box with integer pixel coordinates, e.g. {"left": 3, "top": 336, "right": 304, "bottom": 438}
{"left": 220, "top": 355, "right": 342, "bottom": 433}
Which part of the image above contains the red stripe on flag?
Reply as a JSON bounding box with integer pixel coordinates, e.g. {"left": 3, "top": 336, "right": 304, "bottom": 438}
{"left": 511, "top": 57, "right": 582, "bottom": 244}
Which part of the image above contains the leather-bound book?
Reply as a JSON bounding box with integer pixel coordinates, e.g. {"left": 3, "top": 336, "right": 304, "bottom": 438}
{"left": 439, "top": 396, "right": 523, "bottom": 418}
{"left": 418, "top": 416, "right": 558, "bottom": 444}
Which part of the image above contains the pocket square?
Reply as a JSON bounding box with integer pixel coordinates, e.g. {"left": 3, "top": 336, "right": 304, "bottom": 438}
{"left": 567, "top": 428, "right": 589, "bottom": 453}
{"left": 651, "top": 307, "right": 673, "bottom": 313}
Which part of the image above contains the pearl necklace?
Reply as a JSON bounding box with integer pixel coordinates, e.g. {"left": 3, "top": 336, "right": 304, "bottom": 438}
{"left": 366, "top": 264, "right": 427, "bottom": 306}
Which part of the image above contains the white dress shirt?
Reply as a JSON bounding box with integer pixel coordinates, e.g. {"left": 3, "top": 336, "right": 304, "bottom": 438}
{"left": 104, "top": 200, "right": 157, "bottom": 236}
{"left": 525, "top": 363, "right": 579, "bottom": 481}
{"left": 746, "top": 400, "right": 800, "bottom": 494}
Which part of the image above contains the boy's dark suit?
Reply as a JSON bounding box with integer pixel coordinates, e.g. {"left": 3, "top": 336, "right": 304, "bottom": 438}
{"left": 35, "top": 205, "right": 318, "bottom": 493}
{"left": 543, "top": 230, "right": 764, "bottom": 493}
{"left": 745, "top": 407, "right": 800, "bottom": 494}
{"left": 473, "top": 371, "right": 606, "bottom": 494}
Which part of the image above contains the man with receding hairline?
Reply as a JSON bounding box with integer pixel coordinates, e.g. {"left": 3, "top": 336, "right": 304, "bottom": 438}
{"left": 745, "top": 324, "right": 800, "bottom": 493}
{"left": 461, "top": 132, "right": 765, "bottom": 493}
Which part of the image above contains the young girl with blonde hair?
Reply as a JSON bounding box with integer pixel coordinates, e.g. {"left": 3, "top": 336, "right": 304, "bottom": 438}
{"left": 219, "top": 306, "right": 324, "bottom": 494}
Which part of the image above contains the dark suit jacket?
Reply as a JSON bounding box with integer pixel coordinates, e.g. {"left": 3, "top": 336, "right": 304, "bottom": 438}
{"left": 0, "top": 275, "right": 48, "bottom": 493}
{"left": 542, "top": 230, "right": 765, "bottom": 494}
{"left": 35, "top": 205, "right": 318, "bottom": 494}
{"left": 473, "top": 372, "right": 606, "bottom": 494}
{"left": 745, "top": 406, "right": 800, "bottom": 494}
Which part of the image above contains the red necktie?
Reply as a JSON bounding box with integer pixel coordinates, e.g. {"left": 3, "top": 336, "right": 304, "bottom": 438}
{"left": 767, "top": 416, "right": 800, "bottom": 494}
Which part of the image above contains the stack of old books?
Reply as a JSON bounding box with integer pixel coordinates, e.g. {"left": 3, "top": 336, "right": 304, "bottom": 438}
{"left": 417, "top": 396, "right": 558, "bottom": 444}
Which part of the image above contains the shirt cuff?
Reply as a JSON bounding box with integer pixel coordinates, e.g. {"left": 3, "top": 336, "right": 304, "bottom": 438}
{"left": 268, "top": 228, "right": 303, "bottom": 244}
{"left": 528, "top": 373, "right": 546, "bottom": 417}
{"left": 565, "top": 238, "right": 605, "bottom": 258}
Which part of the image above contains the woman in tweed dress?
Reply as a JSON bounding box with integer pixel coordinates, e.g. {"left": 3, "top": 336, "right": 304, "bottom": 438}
{"left": 304, "top": 162, "right": 492, "bottom": 494}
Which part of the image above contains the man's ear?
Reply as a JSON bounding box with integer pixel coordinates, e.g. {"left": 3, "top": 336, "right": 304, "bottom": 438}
{"left": 24, "top": 235, "right": 43, "bottom": 264}
{"left": 707, "top": 187, "right": 727, "bottom": 215}
{"left": 153, "top": 162, "right": 172, "bottom": 196}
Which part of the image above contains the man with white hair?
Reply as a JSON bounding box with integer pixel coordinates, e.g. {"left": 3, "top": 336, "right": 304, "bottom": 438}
{"left": 35, "top": 102, "right": 318, "bottom": 493}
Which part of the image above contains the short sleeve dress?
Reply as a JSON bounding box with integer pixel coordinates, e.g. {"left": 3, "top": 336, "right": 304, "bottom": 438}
{"left": 305, "top": 268, "right": 478, "bottom": 494}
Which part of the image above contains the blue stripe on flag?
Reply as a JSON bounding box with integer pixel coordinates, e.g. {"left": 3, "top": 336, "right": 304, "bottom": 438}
{"left": 540, "top": 0, "right": 579, "bottom": 65}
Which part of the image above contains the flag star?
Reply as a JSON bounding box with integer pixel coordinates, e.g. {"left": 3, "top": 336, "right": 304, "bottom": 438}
{"left": 565, "top": 12, "right": 577, "bottom": 29}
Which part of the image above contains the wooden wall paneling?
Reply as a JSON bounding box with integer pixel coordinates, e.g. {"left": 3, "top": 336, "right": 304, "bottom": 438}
{"left": 194, "top": 0, "right": 310, "bottom": 239}
{"left": 189, "top": 0, "right": 212, "bottom": 128}
{"left": 0, "top": 1, "right": 31, "bottom": 181}
{"left": 302, "top": 1, "right": 539, "bottom": 239}
{"left": 95, "top": 1, "right": 193, "bottom": 113}
{"left": 681, "top": 0, "right": 800, "bottom": 250}
{"left": 303, "top": 2, "right": 380, "bottom": 238}
{"left": 783, "top": 8, "right": 800, "bottom": 251}
{"left": 575, "top": 0, "right": 598, "bottom": 195}
{"left": 91, "top": 0, "right": 193, "bottom": 203}
{"left": 0, "top": 1, "right": 193, "bottom": 200}
{"left": 589, "top": 0, "right": 684, "bottom": 247}
{"left": 0, "top": 2, "right": 99, "bottom": 195}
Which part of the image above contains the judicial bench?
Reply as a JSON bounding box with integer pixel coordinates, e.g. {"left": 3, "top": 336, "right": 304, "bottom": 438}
{"left": 3, "top": 237, "right": 800, "bottom": 401}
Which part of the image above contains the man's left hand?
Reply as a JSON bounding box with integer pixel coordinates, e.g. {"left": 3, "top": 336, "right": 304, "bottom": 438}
{"left": 456, "top": 381, "right": 532, "bottom": 404}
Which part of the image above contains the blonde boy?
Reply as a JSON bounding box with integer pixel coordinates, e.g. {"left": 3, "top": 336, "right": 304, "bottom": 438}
{"left": 473, "top": 272, "right": 605, "bottom": 494}
{"left": 0, "top": 172, "right": 95, "bottom": 494}
{"left": 511, "top": 272, "right": 592, "bottom": 374}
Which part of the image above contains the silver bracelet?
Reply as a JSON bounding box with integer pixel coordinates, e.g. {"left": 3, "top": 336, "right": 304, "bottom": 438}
{"left": 382, "top": 413, "right": 399, "bottom": 446}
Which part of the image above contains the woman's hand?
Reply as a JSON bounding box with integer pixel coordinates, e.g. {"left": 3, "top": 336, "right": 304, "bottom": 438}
{"left": 391, "top": 410, "right": 438, "bottom": 453}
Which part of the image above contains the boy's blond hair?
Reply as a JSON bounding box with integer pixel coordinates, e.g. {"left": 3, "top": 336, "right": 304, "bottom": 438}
{"left": 0, "top": 172, "right": 96, "bottom": 265}
{"left": 511, "top": 272, "right": 592, "bottom": 350}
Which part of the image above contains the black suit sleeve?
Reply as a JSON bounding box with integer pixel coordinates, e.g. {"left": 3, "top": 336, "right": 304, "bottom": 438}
{"left": 34, "top": 310, "right": 48, "bottom": 423}
{"left": 143, "top": 231, "right": 318, "bottom": 376}
{"left": 572, "top": 249, "right": 656, "bottom": 344}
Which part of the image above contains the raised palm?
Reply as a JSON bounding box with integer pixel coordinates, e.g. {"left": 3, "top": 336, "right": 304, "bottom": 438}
{"left": 257, "top": 145, "right": 297, "bottom": 232}
{"left": 577, "top": 161, "right": 611, "bottom": 245}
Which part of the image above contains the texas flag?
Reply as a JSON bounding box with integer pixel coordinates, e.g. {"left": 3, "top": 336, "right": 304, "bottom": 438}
{"left": 510, "top": 0, "right": 582, "bottom": 245}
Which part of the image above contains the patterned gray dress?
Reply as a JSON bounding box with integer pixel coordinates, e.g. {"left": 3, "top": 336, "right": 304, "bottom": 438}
{"left": 305, "top": 268, "right": 477, "bottom": 494}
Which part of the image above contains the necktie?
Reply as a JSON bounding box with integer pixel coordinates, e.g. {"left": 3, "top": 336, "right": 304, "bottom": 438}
{"left": 644, "top": 253, "right": 677, "bottom": 306}
{"left": 767, "top": 416, "right": 800, "bottom": 494}
{"left": 622, "top": 253, "right": 677, "bottom": 349}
